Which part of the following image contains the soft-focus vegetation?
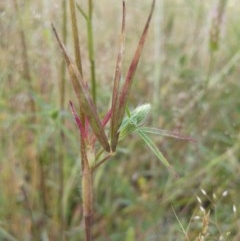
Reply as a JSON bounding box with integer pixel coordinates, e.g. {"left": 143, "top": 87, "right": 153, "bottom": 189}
{"left": 0, "top": 0, "right": 240, "bottom": 240}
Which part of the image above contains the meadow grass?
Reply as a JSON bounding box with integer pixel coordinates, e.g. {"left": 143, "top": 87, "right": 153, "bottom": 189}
{"left": 0, "top": 0, "right": 240, "bottom": 240}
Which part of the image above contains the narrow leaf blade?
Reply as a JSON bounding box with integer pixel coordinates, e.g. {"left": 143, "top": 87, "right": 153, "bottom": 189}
{"left": 137, "top": 129, "right": 178, "bottom": 176}
{"left": 69, "top": 0, "right": 83, "bottom": 75}
{"left": 139, "top": 127, "right": 196, "bottom": 143}
{"left": 111, "top": 0, "right": 155, "bottom": 150}
{"left": 110, "top": 1, "right": 126, "bottom": 151}
{"left": 52, "top": 24, "right": 110, "bottom": 152}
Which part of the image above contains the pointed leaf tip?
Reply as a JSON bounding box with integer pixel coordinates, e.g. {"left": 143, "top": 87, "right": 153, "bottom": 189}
{"left": 110, "top": 0, "right": 155, "bottom": 150}
{"left": 52, "top": 25, "right": 110, "bottom": 152}
{"left": 110, "top": 1, "right": 126, "bottom": 151}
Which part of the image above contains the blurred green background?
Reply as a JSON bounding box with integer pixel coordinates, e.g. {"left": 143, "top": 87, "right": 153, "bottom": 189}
{"left": 0, "top": 0, "right": 240, "bottom": 240}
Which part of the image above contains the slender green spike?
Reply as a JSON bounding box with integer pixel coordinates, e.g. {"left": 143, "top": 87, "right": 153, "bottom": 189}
{"left": 119, "top": 104, "right": 151, "bottom": 139}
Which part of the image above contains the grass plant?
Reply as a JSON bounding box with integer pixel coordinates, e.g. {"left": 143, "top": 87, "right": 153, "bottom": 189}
{"left": 52, "top": 1, "right": 179, "bottom": 239}
{"left": 0, "top": 0, "right": 240, "bottom": 240}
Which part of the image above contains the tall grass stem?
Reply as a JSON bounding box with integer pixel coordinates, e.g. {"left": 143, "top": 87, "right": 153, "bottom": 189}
{"left": 153, "top": 0, "right": 164, "bottom": 124}
{"left": 57, "top": 1, "right": 68, "bottom": 240}
{"left": 87, "top": 0, "right": 97, "bottom": 105}
{"left": 12, "top": 0, "right": 36, "bottom": 119}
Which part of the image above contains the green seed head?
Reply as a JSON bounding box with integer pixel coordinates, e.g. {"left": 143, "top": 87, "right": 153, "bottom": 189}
{"left": 119, "top": 104, "right": 151, "bottom": 139}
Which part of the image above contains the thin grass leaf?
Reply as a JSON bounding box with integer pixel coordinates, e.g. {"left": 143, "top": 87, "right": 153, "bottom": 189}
{"left": 52, "top": 24, "right": 110, "bottom": 152}
{"left": 69, "top": 0, "right": 83, "bottom": 75}
{"left": 121, "top": 0, "right": 155, "bottom": 100}
{"left": 0, "top": 227, "right": 19, "bottom": 241}
{"left": 76, "top": 3, "right": 88, "bottom": 21}
{"left": 87, "top": 0, "right": 97, "bottom": 104}
{"left": 139, "top": 127, "right": 196, "bottom": 143}
{"left": 137, "top": 129, "right": 177, "bottom": 176}
{"left": 69, "top": 0, "right": 87, "bottom": 137}
{"left": 171, "top": 206, "right": 189, "bottom": 239}
{"left": 111, "top": 0, "right": 155, "bottom": 151}
{"left": 60, "top": 0, "right": 67, "bottom": 109}
{"left": 110, "top": 1, "right": 126, "bottom": 151}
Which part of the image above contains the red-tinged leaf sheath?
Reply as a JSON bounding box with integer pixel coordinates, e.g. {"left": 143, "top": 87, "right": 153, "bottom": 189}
{"left": 111, "top": 0, "right": 155, "bottom": 151}
{"left": 110, "top": 1, "right": 126, "bottom": 151}
{"left": 52, "top": 24, "right": 110, "bottom": 152}
{"left": 69, "top": 101, "right": 87, "bottom": 139}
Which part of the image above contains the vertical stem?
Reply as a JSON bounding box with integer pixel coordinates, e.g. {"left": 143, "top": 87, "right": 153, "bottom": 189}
{"left": 12, "top": 0, "right": 36, "bottom": 118}
{"left": 69, "top": 2, "right": 95, "bottom": 240}
{"left": 69, "top": 3, "right": 93, "bottom": 239}
{"left": 82, "top": 169, "right": 93, "bottom": 241}
{"left": 153, "top": 0, "right": 163, "bottom": 124}
{"left": 60, "top": 0, "right": 67, "bottom": 109}
{"left": 57, "top": 1, "right": 68, "bottom": 240}
{"left": 69, "top": 0, "right": 83, "bottom": 75}
{"left": 69, "top": 0, "right": 86, "bottom": 128}
{"left": 12, "top": 1, "right": 41, "bottom": 239}
{"left": 87, "top": 0, "right": 97, "bottom": 104}
{"left": 205, "top": 52, "right": 215, "bottom": 88}
{"left": 206, "top": 0, "right": 226, "bottom": 88}
{"left": 38, "top": 156, "right": 48, "bottom": 216}
{"left": 81, "top": 143, "right": 93, "bottom": 241}
{"left": 21, "top": 185, "right": 40, "bottom": 241}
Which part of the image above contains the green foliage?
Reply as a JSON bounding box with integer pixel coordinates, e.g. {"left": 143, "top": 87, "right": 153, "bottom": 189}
{"left": 119, "top": 104, "right": 174, "bottom": 172}
{"left": 119, "top": 104, "right": 151, "bottom": 139}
